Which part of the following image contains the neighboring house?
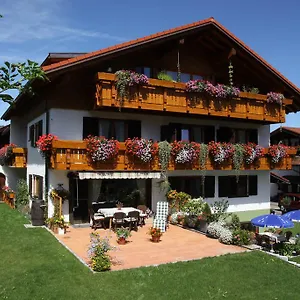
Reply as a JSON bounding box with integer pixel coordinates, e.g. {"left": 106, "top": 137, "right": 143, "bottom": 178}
{"left": 270, "top": 127, "right": 300, "bottom": 199}
{"left": 1, "top": 17, "right": 300, "bottom": 223}
{"left": 0, "top": 125, "right": 10, "bottom": 148}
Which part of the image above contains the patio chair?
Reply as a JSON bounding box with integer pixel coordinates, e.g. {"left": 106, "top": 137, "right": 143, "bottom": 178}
{"left": 112, "top": 212, "right": 126, "bottom": 231}
{"left": 137, "top": 205, "right": 148, "bottom": 226}
{"left": 89, "top": 209, "right": 106, "bottom": 230}
{"left": 125, "top": 211, "right": 140, "bottom": 231}
{"left": 285, "top": 231, "right": 293, "bottom": 242}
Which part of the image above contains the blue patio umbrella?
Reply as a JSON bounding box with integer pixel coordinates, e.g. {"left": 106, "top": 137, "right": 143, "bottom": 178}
{"left": 251, "top": 212, "right": 294, "bottom": 228}
{"left": 282, "top": 210, "right": 300, "bottom": 222}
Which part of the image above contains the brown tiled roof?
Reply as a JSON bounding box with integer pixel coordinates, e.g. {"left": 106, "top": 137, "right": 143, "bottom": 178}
{"left": 282, "top": 127, "right": 300, "bottom": 135}
{"left": 42, "top": 17, "right": 300, "bottom": 95}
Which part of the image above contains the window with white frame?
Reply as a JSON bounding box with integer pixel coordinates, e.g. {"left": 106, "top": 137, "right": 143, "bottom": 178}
{"left": 29, "top": 175, "right": 43, "bottom": 199}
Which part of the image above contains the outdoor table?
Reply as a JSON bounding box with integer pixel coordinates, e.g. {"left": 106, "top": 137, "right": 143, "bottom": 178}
{"left": 97, "top": 207, "right": 142, "bottom": 229}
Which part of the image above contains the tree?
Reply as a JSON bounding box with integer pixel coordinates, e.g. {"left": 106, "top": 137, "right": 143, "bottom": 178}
{"left": 0, "top": 14, "right": 47, "bottom": 104}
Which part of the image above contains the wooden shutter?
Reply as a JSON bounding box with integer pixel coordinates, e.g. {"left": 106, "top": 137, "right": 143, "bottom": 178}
{"left": 247, "top": 129, "right": 258, "bottom": 144}
{"left": 29, "top": 175, "right": 32, "bottom": 197}
{"left": 204, "top": 176, "right": 215, "bottom": 198}
{"left": 218, "top": 176, "right": 229, "bottom": 197}
{"left": 82, "top": 117, "right": 99, "bottom": 139}
{"left": 29, "top": 125, "right": 35, "bottom": 147}
{"left": 127, "top": 120, "right": 141, "bottom": 139}
{"left": 204, "top": 126, "right": 215, "bottom": 143}
{"left": 37, "top": 120, "right": 43, "bottom": 140}
{"left": 249, "top": 175, "right": 258, "bottom": 195}
{"left": 37, "top": 176, "right": 43, "bottom": 200}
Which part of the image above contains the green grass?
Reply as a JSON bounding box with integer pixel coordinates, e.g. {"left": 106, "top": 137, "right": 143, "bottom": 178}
{"left": 1, "top": 204, "right": 300, "bottom": 300}
{"left": 289, "top": 256, "right": 300, "bottom": 264}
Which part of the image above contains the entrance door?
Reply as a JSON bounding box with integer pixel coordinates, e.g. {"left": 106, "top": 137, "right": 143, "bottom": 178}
{"left": 69, "top": 178, "right": 89, "bottom": 223}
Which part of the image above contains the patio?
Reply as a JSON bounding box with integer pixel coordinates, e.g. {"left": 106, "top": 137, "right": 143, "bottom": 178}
{"left": 55, "top": 220, "right": 245, "bottom": 271}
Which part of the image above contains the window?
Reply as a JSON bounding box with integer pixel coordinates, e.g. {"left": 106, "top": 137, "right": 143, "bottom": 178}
{"left": 218, "top": 175, "right": 258, "bottom": 198}
{"left": 29, "top": 175, "right": 43, "bottom": 199}
{"left": 83, "top": 118, "right": 141, "bottom": 141}
{"left": 135, "top": 67, "right": 151, "bottom": 77}
{"left": 160, "top": 123, "right": 215, "bottom": 143}
{"left": 217, "top": 127, "right": 258, "bottom": 144}
{"left": 169, "top": 176, "right": 215, "bottom": 198}
{"left": 29, "top": 120, "right": 43, "bottom": 147}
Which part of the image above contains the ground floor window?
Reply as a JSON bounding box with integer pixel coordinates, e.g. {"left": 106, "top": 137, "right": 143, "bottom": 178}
{"left": 168, "top": 176, "right": 215, "bottom": 198}
{"left": 218, "top": 175, "right": 258, "bottom": 198}
{"left": 29, "top": 174, "right": 43, "bottom": 199}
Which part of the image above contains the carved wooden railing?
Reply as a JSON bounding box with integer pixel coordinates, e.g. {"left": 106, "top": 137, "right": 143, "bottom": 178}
{"left": 50, "top": 140, "right": 296, "bottom": 171}
{"left": 8, "top": 148, "right": 27, "bottom": 168}
{"left": 95, "top": 72, "right": 292, "bottom": 123}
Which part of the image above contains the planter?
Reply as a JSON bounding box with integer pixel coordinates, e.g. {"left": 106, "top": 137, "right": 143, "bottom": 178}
{"left": 52, "top": 225, "right": 59, "bottom": 234}
{"left": 58, "top": 227, "right": 65, "bottom": 235}
{"left": 117, "top": 237, "right": 127, "bottom": 245}
{"left": 151, "top": 236, "right": 161, "bottom": 243}
{"left": 31, "top": 200, "right": 45, "bottom": 226}
{"left": 197, "top": 220, "right": 209, "bottom": 233}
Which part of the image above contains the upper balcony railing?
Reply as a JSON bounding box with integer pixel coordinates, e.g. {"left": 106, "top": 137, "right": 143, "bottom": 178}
{"left": 95, "top": 72, "right": 292, "bottom": 124}
{"left": 0, "top": 147, "right": 27, "bottom": 168}
{"left": 50, "top": 140, "right": 296, "bottom": 171}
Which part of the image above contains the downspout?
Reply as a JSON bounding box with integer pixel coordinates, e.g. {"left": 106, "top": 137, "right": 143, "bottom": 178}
{"left": 45, "top": 97, "right": 49, "bottom": 213}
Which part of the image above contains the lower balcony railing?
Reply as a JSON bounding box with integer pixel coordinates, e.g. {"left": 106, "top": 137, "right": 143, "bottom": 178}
{"left": 1, "top": 147, "right": 27, "bottom": 168}
{"left": 50, "top": 140, "right": 296, "bottom": 171}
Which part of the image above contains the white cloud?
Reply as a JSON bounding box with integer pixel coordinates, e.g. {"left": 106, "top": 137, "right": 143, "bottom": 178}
{"left": 0, "top": 0, "right": 126, "bottom": 43}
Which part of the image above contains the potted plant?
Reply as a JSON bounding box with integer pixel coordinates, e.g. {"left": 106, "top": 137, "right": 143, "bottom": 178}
{"left": 148, "top": 227, "right": 162, "bottom": 242}
{"left": 56, "top": 216, "right": 67, "bottom": 235}
{"left": 116, "top": 201, "right": 123, "bottom": 210}
{"left": 116, "top": 227, "right": 131, "bottom": 245}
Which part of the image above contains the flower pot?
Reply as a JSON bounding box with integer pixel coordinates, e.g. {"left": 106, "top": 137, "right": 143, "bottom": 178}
{"left": 58, "top": 227, "right": 65, "bottom": 235}
{"left": 30, "top": 200, "right": 45, "bottom": 226}
{"left": 117, "top": 237, "right": 127, "bottom": 245}
{"left": 197, "top": 220, "right": 209, "bottom": 233}
{"left": 52, "top": 225, "right": 59, "bottom": 234}
{"left": 151, "top": 236, "right": 161, "bottom": 243}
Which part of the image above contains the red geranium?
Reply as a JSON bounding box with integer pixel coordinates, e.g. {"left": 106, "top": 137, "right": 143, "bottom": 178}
{"left": 36, "top": 134, "right": 58, "bottom": 157}
{"left": 125, "top": 138, "right": 158, "bottom": 163}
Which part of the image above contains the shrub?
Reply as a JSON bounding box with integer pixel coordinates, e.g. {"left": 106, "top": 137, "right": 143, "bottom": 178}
{"left": 207, "top": 221, "right": 226, "bottom": 239}
{"left": 15, "top": 179, "right": 29, "bottom": 207}
{"left": 232, "top": 229, "right": 251, "bottom": 245}
{"left": 166, "top": 190, "right": 191, "bottom": 211}
{"left": 228, "top": 214, "right": 240, "bottom": 231}
{"left": 182, "top": 197, "right": 205, "bottom": 216}
{"left": 87, "top": 233, "right": 114, "bottom": 272}
{"left": 157, "top": 71, "right": 173, "bottom": 82}
{"left": 207, "top": 199, "right": 229, "bottom": 222}
{"left": 219, "top": 227, "right": 233, "bottom": 245}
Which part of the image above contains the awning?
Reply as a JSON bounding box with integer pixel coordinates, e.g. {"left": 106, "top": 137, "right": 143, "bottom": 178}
{"left": 78, "top": 171, "right": 161, "bottom": 180}
{"left": 270, "top": 172, "right": 290, "bottom": 184}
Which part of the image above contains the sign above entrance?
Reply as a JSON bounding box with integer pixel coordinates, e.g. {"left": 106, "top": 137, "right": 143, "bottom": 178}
{"left": 78, "top": 172, "right": 162, "bottom": 180}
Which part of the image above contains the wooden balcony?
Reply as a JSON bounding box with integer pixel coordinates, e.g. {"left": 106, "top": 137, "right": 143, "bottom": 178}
{"left": 95, "top": 72, "right": 292, "bottom": 124}
{"left": 51, "top": 140, "right": 296, "bottom": 171}
{"left": 8, "top": 148, "right": 27, "bottom": 168}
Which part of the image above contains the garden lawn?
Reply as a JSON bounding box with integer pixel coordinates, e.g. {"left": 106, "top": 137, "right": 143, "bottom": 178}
{"left": 1, "top": 204, "right": 300, "bottom": 300}
{"left": 289, "top": 256, "right": 300, "bottom": 264}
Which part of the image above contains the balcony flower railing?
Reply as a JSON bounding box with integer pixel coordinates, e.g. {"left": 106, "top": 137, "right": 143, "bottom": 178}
{"left": 50, "top": 137, "right": 296, "bottom": 172}
{"left": 0, "top": 144, "right": 27, "bottom": 168}
{"left": 95, "top": 72, "right": 292, "bottom": 124}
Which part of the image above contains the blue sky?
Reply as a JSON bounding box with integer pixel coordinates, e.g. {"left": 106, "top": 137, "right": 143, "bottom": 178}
{"left": 1, "top": 0, "right": 300, "bottom": 130}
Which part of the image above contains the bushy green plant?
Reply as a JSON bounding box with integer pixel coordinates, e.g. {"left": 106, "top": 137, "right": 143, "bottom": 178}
{"left": 166, "top": 190, "right": 191, "bottom": 211}
{"left": 87, "top": 233, "right": 114, "bottom": 272}
{"left": 15, "top": 179, "right": 29, "bottom": 206}
{"left": 207, "top": 199, "right": 230, "bottom": 222}
{"left": 157, "top": 71, "right": 173, "bottom": 82}
{"left": 232, "top": 229, "right": 251, "bottom": 245}
{"left": 116, "top": 227, "right": 131, "bottom": 240}
{"left": 158, "top": 141, "right": 171, "bottom": 173}
{"left": 229, "top": 214, "right": 241, "bottom": 231}
{"left": 182, "top": 197, "right": 205, "bottom": 216}
{"left": 233, "top": 144, "right": 245, "bottom": 181}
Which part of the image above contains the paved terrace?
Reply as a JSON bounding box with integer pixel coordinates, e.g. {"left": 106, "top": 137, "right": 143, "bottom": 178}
{"left": 56, "top": 221, "right": 245, "bottom": 271}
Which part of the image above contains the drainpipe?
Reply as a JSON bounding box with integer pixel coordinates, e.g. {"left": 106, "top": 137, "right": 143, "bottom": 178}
{"left": 45, "top": 97, "right": 49, "bottom": 213}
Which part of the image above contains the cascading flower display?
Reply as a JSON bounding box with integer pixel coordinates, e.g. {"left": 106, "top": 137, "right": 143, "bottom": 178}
{"left": 125, "top": 138, "right": 158, "bottom": 163}
{"left": 244, "top": 143, "right": 264, "bottom": 164}
{"left": 36, "top": 134, "right": 58, "bottom": 158}
{"left": 208, "top": 141, "right": 234, "bottom": 164}
{"left": 171, "top": 141, "right": 200, "bottom": 164}
{"left": 0, "top": 143, "right": 16, "bottom": 166}
{"left": 186, "top": 80, "right": 240, "bottom": 98}
{"left": 85, "top": 136, "right": 119, "bottom": 162}
{"left": 267, "top": 92, "right": 284, "bottom": 105}
{"left": 268, "top": 144, "right": 288, "bottom": 164}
